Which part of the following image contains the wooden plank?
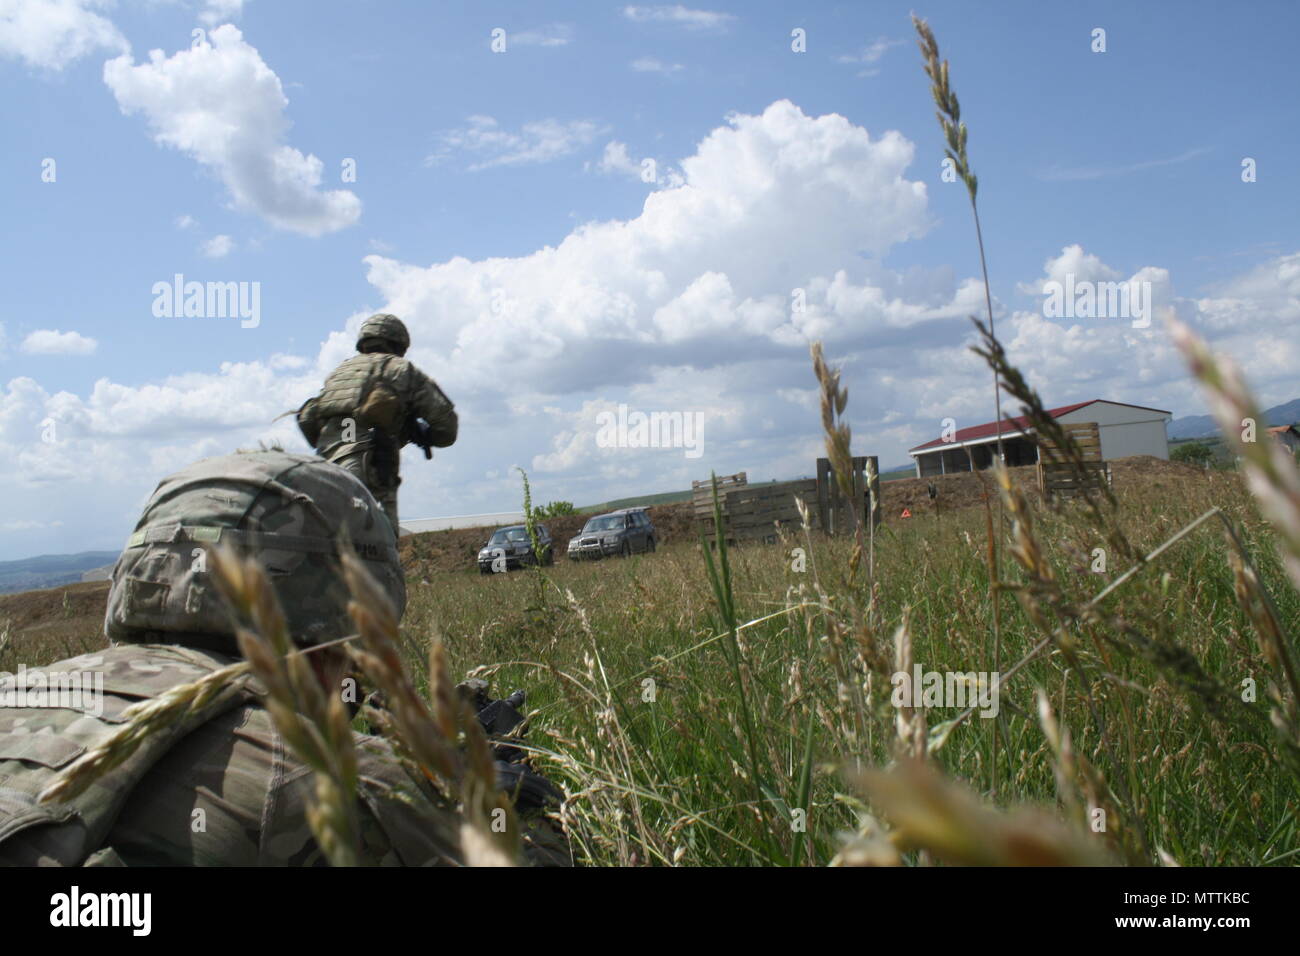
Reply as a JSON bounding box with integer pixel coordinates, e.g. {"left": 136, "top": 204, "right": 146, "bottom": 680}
{"left": 1039, "top": 422, "right": 1103, "bottom": 464}
{"left": 731, "top": 516, "right": 810, "bottom": 532}
{"left": 692, "top": 471, "right": 746, "bottom": 491}
{"left": 726, "top": 492, "right": 817, "bottom": 508}
{"left": 1040, "top": 462, "right": 1107, "bottom": 473}
{"left": 735, "top": 477, "right": 816, "bottom": 493}
{"left": 692, "top": 472, "right": 748, "bottom": 528}
{"left": 722, "top": 476, "right": 821, "bottom": 539}
{"left": 727, "top": 491, "right": 815, "bottom": 508}
{"left": 726, "top": 489, "right": 816, "bottom": 508}
{"left": 816, "top": 458, "right": 831, "bottom": 532}
{"left": 726, "top": 510, "right": 807, "bottom": 524}
{"left": 728, "top": 502, "right": 813, "bottom": 518}
{"left": 732, "top": 510, "right": 805, "bottom": 524}
{"left": 728, "top": 494, "right": 816, "bottom": 510}
{"left": 1040, "top": 451, "right": 1111, "bottom": 498}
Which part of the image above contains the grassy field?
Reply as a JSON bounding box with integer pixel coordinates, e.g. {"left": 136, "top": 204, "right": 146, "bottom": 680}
{"left": 394, "top": 462, "right": 1300, "bottom": 866}
{"left": 6, "top": 459, "right": 1296, "bottom": 866}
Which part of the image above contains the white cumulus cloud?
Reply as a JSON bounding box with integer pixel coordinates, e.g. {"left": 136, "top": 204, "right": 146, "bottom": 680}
{"left": 4, "top": 96, "right": 1298, "bottom": 560}
{"left": 198, "top": 0, "right": 248, "bottom": 27}
{"left": 0, "top": 0, "right": 127, "bottom": 70}
{"left": 104, "top": 25, "right": 361, "bottom": 236}
{"left": 1017, "top": 243, "right": 1122, "bottom": 295}
{"left": 20, "top": 329, "right": 98, "bottom": 355}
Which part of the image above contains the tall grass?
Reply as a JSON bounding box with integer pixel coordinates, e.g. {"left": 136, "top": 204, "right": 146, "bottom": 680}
{"left": 402, "top": 455, "right": 1298, "bottom": 865}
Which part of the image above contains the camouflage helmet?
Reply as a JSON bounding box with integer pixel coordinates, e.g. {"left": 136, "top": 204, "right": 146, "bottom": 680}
{"left": 105, "top": 450, "right": 405, "bottom": 656}
{"left": 356, "top": 313, "right": 410, "bottom": 355}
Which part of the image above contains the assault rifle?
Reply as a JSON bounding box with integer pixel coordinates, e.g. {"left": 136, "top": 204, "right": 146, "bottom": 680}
{"left": 406, "top": 414, "right": 436, "bottom": 460}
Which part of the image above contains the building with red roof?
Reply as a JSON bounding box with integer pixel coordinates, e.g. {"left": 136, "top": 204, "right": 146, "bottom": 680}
{"left": 908, "top": 399, "right": 1172, "bottom": 477}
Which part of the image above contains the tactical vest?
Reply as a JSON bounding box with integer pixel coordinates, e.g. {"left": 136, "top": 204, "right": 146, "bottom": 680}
{"left": 313, "top": 353, "right": 403, "bottom": 434}
{"left": 0, "top": 644, "right": 254, "bottom": 865}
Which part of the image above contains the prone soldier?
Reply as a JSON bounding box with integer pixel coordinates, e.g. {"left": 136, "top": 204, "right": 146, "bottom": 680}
{"left": 0, "top": 450, "right": 566, "bottom": 866}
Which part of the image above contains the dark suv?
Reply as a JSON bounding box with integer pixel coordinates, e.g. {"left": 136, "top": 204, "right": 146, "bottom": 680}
{"left": 566, "top": 508, "right": 656, "bottom": 560}
{"left": 478, "top": 524, "right": 553, "bottom": 574}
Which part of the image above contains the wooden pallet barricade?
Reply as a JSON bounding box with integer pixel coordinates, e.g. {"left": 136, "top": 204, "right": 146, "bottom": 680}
{"left": 1037, "top": 422, "right": 1110, "bottom": 499}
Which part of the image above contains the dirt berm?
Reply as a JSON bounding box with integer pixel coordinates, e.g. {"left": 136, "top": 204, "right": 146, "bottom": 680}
{"left": 400, "top": 456, "right": 1214, "bottom": 576}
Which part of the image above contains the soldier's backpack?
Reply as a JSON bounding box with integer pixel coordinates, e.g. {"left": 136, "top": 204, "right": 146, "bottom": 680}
{"left": 312, "top": 353, "right": 404, "bottom": 435}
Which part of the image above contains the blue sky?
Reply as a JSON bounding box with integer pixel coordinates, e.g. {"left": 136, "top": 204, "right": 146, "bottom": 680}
{"left": 1, "top": 0, "right": 1297, "bottom": 560}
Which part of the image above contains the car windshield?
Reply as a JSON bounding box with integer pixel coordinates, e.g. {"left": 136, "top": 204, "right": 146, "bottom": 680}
{"left": 488, "top": 528, "right": 529, "bottom": 545}
{"left": 582, "top": 516, "right": 624, "bottom": 533}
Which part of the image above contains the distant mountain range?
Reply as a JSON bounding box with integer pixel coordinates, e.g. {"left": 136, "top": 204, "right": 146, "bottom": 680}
{"left": 1168, "top": 398, "right": 1300, "bottom": 441}
{"left": 0, "top": 551, "right": 120, "bottom": 595}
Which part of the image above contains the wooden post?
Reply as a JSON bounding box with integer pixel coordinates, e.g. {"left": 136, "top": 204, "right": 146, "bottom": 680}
{"left": 816, "top": 457, "right": 831, "bottom": 532}
{"left": 816, "top": 456, "right": 877, "bottom": 534}
{"left": 866, "top": 455, "right": 881, "bottom": 528}
{"left": 851, "top": 455, "right": 865, "bottom": 532}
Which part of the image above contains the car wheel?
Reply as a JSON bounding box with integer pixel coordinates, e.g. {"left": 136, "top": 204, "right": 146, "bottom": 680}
{"left": 645, "top": 536, "right": 655, "bottom": 553}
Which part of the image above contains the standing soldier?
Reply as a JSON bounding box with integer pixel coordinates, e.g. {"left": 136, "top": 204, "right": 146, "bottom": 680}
{"left": 297, "top": 313, "right": 457, "bottom": 534}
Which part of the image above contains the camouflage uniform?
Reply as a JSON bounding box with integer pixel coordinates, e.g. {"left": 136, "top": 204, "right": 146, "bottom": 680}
{"left": 0, "top": 451, "right": 565, "bottom": 867}
{"left": 0, "top": 645, "right": 461, "bottom": 866}
{"left": 297, "top": 314, "right": 457, "bottom": 534}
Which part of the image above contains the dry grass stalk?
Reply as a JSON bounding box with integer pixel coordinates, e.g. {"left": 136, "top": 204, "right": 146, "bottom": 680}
{"left": 891, "top": 611, "right": 926, "bottom": 760}
{"left": 1169, "top": 315, "right": 1300, "bottom": 591}
{"left": 339, "top": 549, "right": 521, "bottom": 865}
{"left": 911, "top": 17, "right": 1009, "bottom": 796}
{"left": 1224, "top": 538, "right": 1300, "bottom": 773}
{"left": 1035, "top": 689, "right": 1132, "bottom": 861}
{"left": 810, "top": 342, "right": 856, "bottom": 507}
{"left": 830, "top": 811, "right": 902, "bottom": 867}
{"left": 1167, "top": 316, "right": 1300, "bottom": 772}
{"left": 852, "top": 758, "right": 1113, "bottom": 866}
{"left": 208, "top": 545, "right": 362, "bottom": 867}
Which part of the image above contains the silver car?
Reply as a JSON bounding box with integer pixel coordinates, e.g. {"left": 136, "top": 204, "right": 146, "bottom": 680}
{"left": 567, "top": 508, "right": 656, "bottom": 560}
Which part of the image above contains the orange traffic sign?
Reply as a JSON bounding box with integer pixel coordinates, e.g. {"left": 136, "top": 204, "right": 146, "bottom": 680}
{"left": 901, "top": 508, "right": 912, "bottom": 518}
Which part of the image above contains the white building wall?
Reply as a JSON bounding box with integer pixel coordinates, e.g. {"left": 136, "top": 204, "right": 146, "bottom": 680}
{"left": 398, "top": 511, "right": 527, "bottom": 536}
{"left": 1057, "top": 402, "right": 1170, "bottom": 460}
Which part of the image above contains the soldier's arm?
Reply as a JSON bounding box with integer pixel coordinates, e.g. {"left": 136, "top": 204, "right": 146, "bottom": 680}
{"left": 296, "top": 396, "right": 322, "bottom": 449}
{"left": 403, "top": 364, "right": 458, "bottom": 447}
